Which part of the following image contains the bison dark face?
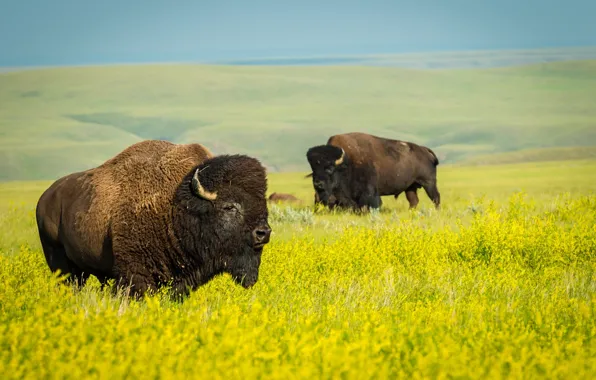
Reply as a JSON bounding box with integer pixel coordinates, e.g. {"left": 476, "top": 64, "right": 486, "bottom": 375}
{"left": 306, "top": 145, "right": 347, "bottom": 207}
{"left": 174, "top": 154, "right": 271, "bottom": 289}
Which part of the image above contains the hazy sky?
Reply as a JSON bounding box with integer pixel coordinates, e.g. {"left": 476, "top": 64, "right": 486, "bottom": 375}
{"left": 1, "top": 0, "right": 595, "bottom": 66}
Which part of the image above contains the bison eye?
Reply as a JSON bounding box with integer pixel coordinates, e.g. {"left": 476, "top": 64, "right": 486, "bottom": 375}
{"left": 222, "top": 202, "right": 240, "bottom": 213}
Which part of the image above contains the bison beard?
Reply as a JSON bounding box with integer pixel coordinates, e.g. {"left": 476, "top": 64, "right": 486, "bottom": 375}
{"left": 35, "top": 140, "right": 271, "bottom": 300}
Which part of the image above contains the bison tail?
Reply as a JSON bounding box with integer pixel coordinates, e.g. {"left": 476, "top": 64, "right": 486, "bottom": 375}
{"left": 426, "top": 148, "right": 439, "bottom": 166}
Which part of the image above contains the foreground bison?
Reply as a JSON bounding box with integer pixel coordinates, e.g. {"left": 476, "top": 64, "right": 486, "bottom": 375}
{"left": 306, "top": 132, "right": 440, "bottom": 211}
{"left": 36, "top": 140, "right": 272, "bottom": 298}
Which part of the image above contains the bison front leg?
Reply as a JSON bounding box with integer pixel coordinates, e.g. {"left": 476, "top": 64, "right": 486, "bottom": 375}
{"left": 421, "top": 181, "right": 441, "bottom": 209}
{"left": 111, "top": 267, "right": 158, "bottom": 299}
{"left": 118, "top": 276, "right": 157, "bottom": 299}
{"left": 357, "top": 184, "right": 382, "bottom": 212}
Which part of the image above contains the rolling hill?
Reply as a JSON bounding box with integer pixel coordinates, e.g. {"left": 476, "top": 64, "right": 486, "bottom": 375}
{"left": 1, "top": 59, "right": 596, "bottom": 181}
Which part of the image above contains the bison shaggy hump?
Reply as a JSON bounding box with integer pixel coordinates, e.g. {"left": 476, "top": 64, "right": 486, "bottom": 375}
{"left": 35, "top": 140, "right": 272, "bottom": 299}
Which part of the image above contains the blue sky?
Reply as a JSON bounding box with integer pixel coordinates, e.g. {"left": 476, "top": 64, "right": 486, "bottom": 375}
{"left": 1, "top": 0, "right": 595, "bottom": 66}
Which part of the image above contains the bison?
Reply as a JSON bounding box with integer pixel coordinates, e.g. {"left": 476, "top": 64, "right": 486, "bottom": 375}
{"left": 268, "top": 192, "right": 300, "bottom": 203}
{"left": 35, "top": 140, "right": 272, "bottom": 299}
{"left": 305, "top": 132, "right": 440, "bottom": 211}
{"left": 311, "top": 190, "right": 336, "bottom": 208}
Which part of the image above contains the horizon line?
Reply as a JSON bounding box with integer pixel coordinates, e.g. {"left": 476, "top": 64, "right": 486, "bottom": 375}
{"left": 1, "top": 45, "right": 596, "bottom": 73}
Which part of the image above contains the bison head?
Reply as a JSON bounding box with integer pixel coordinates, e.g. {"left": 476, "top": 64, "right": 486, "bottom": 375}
{"left": 174, "top": 154, "right": 271, "bottom": 289}
{"left": 305, "top": 145, "right": 347, "bottom": 207}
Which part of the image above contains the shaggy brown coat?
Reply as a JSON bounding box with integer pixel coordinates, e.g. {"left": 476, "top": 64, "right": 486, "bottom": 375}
{"left": 36, "top": 140, "right": 271, "bottom": 298}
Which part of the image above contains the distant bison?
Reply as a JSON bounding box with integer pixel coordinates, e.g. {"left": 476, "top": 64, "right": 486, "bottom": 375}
{"left": 268, "top": 192, "right": 300, "bottom": 203}
{"left": 36, "top": 140, "right": 272, "bottom": 299}
{"left": 306, "top": 132, "right": 440, "bottom": 211}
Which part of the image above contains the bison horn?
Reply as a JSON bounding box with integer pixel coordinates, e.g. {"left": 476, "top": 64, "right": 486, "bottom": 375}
{"left": 335, "top": 148, "right": 345, "bottom": 166}
{"left": 191, "top": 168, "right": 217, "bottom": 201}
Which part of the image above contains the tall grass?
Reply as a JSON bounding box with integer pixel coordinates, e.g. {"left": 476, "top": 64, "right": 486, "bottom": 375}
{"left": 1, "top": 162, "right": 595, "bottom": 378}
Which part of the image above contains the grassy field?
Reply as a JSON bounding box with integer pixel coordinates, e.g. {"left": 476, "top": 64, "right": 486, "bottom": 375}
{"left": 458, "top": 146, "right": 596, "bottom": 165}
{"left": 2, "top": 59, "right": 596, "bottom": 181}
{"left": 1, "top": 159, "right": 595, "bottom": 378}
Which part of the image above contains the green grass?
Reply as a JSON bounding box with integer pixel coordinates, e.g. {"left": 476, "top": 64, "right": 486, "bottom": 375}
{"left": 458, "top": 146, "right": 596, "bottom": 165}
{"left": 2, "top": 59, "right": 596, "bottom": 180}
{"left": 1, "top": 160, "right": 595, "bottom": 378}
{"left": 3, "top": 159, "right": 595, "bottom": 247}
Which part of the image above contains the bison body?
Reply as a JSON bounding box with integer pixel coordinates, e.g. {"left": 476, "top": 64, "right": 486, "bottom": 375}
{"left": 306, "top": 132, "right": 440, "bottom": 211}
{"left": 268, "top": 192, "right": 300, "bottom": 203}
{"left": 36, "top": 140, "right": 271, "bottom": 298}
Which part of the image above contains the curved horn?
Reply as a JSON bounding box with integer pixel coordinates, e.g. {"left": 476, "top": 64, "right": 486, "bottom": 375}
{"left": 335, "top": 148, "right": 345, "bottom": 166}
{"left": 191, "top": 168, "right": 217, "bottom": 201}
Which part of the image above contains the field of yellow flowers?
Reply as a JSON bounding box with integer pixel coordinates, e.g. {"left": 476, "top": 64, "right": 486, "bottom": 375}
{"left": 1, "top": 160, "right": 595, "bottom": 379}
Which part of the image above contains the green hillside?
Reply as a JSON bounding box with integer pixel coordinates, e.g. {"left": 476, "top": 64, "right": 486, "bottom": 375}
{"left": 458, "top": 146, "right": 596, "bottom": 165}
{"left": 1, "top": 59, "right": 596, "bottom": 181}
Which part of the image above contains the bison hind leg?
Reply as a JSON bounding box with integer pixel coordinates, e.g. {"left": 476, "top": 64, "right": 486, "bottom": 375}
{"left": 405, "top": 189, "right": 420, "bottom": 209}
{"left": 39, "top": 233, "right": 89, "bottom": 288}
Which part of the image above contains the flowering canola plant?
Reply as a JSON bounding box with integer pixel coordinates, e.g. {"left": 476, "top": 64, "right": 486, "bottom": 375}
{"left": 1, "top": 191, "right": 595, "bottom": 379}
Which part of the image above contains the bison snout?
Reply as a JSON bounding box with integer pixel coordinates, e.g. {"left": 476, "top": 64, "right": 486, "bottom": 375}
{"left": 252, "top": 225, "right": 271, "bottom": 247}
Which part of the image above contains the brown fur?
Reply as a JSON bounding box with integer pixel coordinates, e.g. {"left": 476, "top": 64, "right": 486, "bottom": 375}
{"left": 36, "top": 140, "right": 271, "bottom": 297}
{"left": 268, "top": 192, "right": 300, "bottom": 203}
{"left": 37, "top": 140, "right": 213, "bottom": 282}
{"left": 326, "top": 132, "right": 438, "bottom": 197}
{"left": 306, "top": 132, "right": 440, "bottom": 210}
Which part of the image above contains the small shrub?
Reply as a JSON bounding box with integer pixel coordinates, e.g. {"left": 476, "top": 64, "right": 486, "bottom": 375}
{"left": 268, "top": 204, "right": 315, "bottom": 225}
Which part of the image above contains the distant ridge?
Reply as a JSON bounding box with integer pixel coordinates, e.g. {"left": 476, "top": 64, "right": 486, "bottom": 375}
{"left": 3, "top": 47, "right": 596, "bottom": 73}
{"left": 214, "top": 46, "right": 596, "bottom": 69}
